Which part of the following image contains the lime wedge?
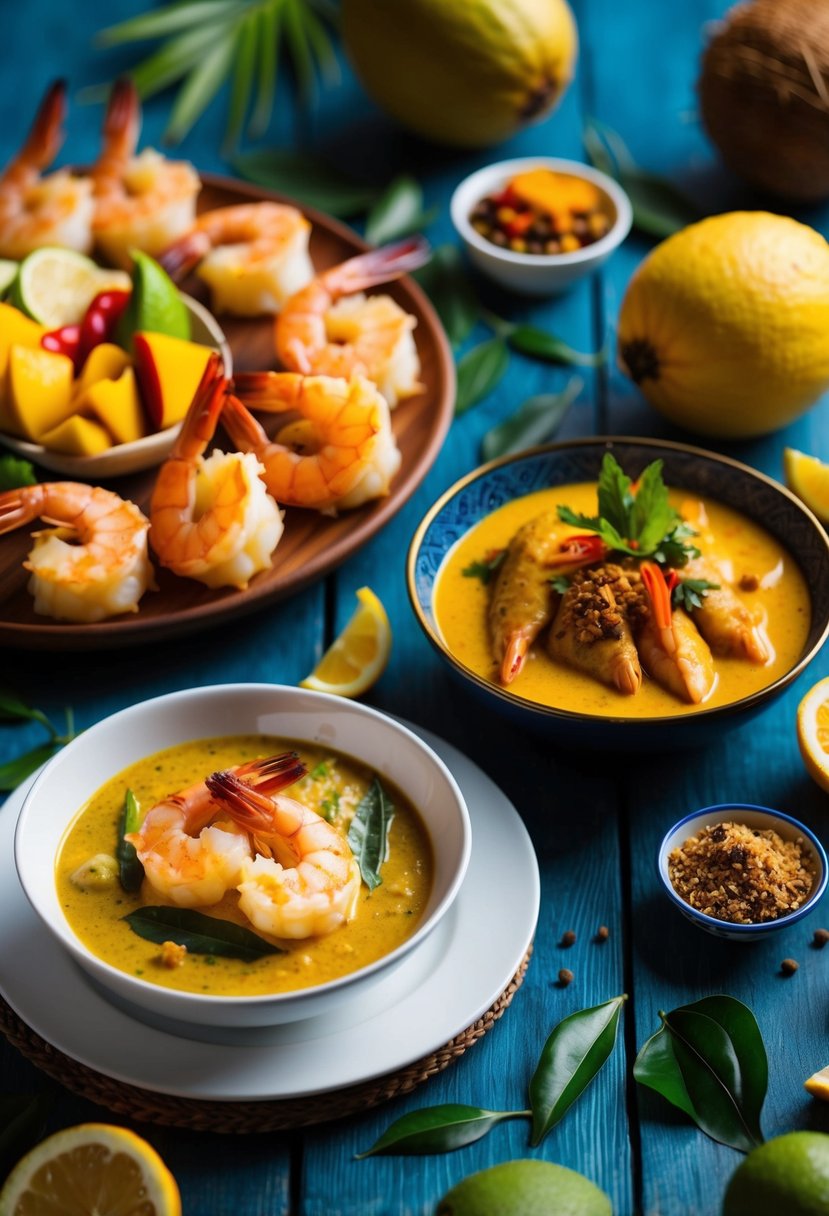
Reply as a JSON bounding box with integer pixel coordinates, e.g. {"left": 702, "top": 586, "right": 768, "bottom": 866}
{"left": 11, "top": 247, "right": 131, "bottom": 328}
{"left": 115, "top": 249, "right": 190, "bottom": 351}
{"left": 0, "top": 259, "right": 18, "bottom": 298}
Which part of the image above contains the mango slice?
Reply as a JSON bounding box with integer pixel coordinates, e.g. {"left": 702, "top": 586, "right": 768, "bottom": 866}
{"left": 38, "top": 414, "right": 112, "bottom": 456}
{"left": 7, "top": 345, "right": 75, "bottom": 439}
{"left": 73, "top": 342, "right": 131, "bottom": 401}
{"left": 0, "top": 302, "right": 46, "bottom": 379}
{"left": 133, "top": 331, "right": 213, "bottom": 431}
{"left": 80, "top": 368, "right": 146, "bottom": 445}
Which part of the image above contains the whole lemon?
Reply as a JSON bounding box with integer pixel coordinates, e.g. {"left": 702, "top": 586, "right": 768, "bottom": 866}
{"left": 617, "top": 211, "right": 829, "bottom": 438}
{"left": 341, "top": 0, "right": 577, "bottom": 148}
{"left": 722, "top": 1131, "right": 829, "bottom": 1215}
{"left": 434, "top": 1159, "right": 612, "bottom": 1215}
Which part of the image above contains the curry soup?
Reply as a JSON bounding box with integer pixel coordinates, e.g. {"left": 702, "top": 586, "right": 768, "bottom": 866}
{"left": 435, "top": 484, "right": 811, "bottom": 718}
{"left": 56, "top": 735, "right": 433, "bottom": 997}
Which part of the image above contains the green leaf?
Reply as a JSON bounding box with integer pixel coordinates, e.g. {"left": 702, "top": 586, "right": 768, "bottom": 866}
{"left": 300, "top": 3, "right": 342, "bottom": 86}
{"left": 118, "top": 25, "right": 224, "bottom": 101}
{"left": 233, "top": 150, "right": 377, "bottom": 217}
{"left": 673, "top": 577, "right": 719, "bottom": 611}
{"left": 653, "top": 523, "right": 700, "bottom": 568}
{"left": 529, "top": 994, "right": 626, "bottom": 1146}
{"left": 413, "top": 244, "right": 479, "bottom": 347}
{"left": 455, "top": 337, "right": 509, "bottom": 415}
{"left": 550, "top": 574, "right": 572, "bottom": 594}
{"left": 584, "top": 119, "right": 702, "bottom": 239}
{"left": 250, "top": 3, "right": 279, "bottom": 138}
{"left": 628, "top": 459, "right": 679, "bottom": 553}
{"left": 462, "top": 551, "right": 506, "bottom": 585}
{"left": 0, "top": 454, "right": 36, "bottom": 491}
{"left": 634, "top": 995, "right": 767, "bottom": 1153}
{"left": 283, "top": 0, "right": 315, "bottom": 99}
{"left": 481, "top": 378, "right": 582, "bottom": 462}
{"left": 0, "top": 689, "right": 51, "bottom": 728}
{"left": 0, "top": 1094, "right": 52, "bottom": 1179}
{"left": 123, "top": 906, "right": 284, "bottom": 959}
{"left": 365, "top": 175, "right": 434, "bottom": 247}
{"left": 163, "top": 35, "right": 237, "bottom": 144}
{"left": 117, "top": 789, "right": 145, "bottom": 894}
{"left": 355, "top": 1104, "right": 526, "bottom": 1157}
{"left": 0, "top": 743, "right": 57, "bottom": 791}
{"left": 507, "top": 325, "right": 605, "bottom": 368}
{"left": 347, "top": 777, "right": 395, "bottom": 891}
{"left": 222, "top": 14, "right": 257, "bottom": 154}
{"left": 596, "top": 452, "right": 635, "bottom": 537}
{"left": 96, "top": 1, "right": 243, "bottom": 47}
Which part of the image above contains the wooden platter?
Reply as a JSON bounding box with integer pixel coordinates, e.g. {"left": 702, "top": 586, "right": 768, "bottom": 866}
{"left": 0, "top": 174, "right": 455, "bottom": 651}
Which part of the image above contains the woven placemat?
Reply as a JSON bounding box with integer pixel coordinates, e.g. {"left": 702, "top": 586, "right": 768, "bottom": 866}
{"left": 0, "top": 947, "right": 531, "bottom": 1133}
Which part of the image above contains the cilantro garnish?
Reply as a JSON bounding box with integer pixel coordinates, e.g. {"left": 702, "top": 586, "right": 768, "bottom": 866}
{"left": 462, "top": 551, "right": 506, "bottom": 585}
{"left": 0, "top": 454, "right": 36, "bottom": 492}
{"left": 556, "top": 453, "right": 698, "bottom": 566}
{"left": 550, "top": 574, "right": 572, "bottom": 594}
{"left": 673, "top": 578, "right": 719, "bottom": 612}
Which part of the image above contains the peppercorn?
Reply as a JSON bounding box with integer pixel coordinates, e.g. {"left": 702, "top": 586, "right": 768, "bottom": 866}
{"left": 596, "top": 925, "right": 610, "bottom": 943}
{"left": 558, "top": 968, "right": 574, "bottom": 987}
{"left": 560, "top": 930, "right": 577, "bottom": 947}
{"left": 813, "top": 928, "right": 829, "bottom": 948}
{"left": 780, "top": 957, "right": 799, "bottom": 976}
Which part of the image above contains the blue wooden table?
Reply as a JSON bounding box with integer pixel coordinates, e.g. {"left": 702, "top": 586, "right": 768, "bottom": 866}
{"left": 2, "top": 3, "right": 829, "bottom": 1213}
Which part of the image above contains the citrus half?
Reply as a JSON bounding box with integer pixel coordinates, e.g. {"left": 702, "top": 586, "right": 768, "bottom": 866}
{"left": 805, "top": 1065, "right": 829, "bottom": 1102}
{"left": 784, "top": 448, "right": 829, "bottom": 524}
{"left": 10, "top": 247, "right": 130, "bottom": 327}
{"left": 797, "top": 676, "right": 829, "bottom": 793}
{"left": 300, "top": 586, "right": 391, "bottom": 697}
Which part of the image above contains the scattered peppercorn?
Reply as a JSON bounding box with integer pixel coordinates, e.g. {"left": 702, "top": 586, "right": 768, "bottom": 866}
{"left": 560, "top": 930, "right": 577, "bottom": 947}
{"left": 595, "top": 925, "right": 610, "bottom": 942}
{"left": 780, "top": 957, "right": 799, "bottom": 976}
{"left": 558, "top": 968, "right": 574, "bottom": 987}
{"left": 813, "top": 928, "right": 829, "bottom": 948}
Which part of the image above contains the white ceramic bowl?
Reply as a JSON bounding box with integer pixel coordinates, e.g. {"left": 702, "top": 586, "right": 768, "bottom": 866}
{"left": 450, "top": 156, "right": 632, "bottom": 296}
{"left": 658, "top": 804, "right": 828, "bottom": 942}
{"left": 0, "top": 295, "right": 231, "bottom": 479}
{"left": 14, "top": 684, "right": 471, "bottom": 1028}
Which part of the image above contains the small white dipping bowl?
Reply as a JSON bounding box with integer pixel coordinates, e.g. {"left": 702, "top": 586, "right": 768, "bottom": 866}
{"left": 658, "top": 804, "right": 828, "bottom": 943}
{"left": 14, "top": 684, "right": 471, "bottom": 1027}
{"left": 0, "top": 295, "right": 231, "bottom": 479}
{"left": 450, "top": 156, "right": 632, "bottom": 296}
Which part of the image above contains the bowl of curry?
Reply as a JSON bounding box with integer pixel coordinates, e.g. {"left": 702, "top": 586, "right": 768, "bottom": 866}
{"left": 407, "top": 437, "right": 829, "bottom": 750}
{"left": 14, "top": 683, "right": 471, "bottom": 1027}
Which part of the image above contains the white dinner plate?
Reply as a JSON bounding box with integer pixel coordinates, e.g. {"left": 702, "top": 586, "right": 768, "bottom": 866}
{"left": 0, "top": 727, "right": 539, "bottom": 1102}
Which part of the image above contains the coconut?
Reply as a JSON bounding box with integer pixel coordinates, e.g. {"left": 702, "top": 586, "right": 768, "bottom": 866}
{"left": 698, "top": 0, "right": 829, "bottom": 203}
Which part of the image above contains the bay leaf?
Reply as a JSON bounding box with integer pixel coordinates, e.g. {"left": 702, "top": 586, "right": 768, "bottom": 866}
{"left": 233, "top": 150, "right": 378, "bottom": 217}
{"left": 508, "top": 325, "right": 605, "bottom": 368}
{"left": 455, "top": 337, "right": 509, "bottom": 414}
{"left": 355, "top": 1104, "right": 525, "bottom": 1158}
{"left": 413, "top": 244, "right": 479, "bottom": 347}
{"left": 347, "top": 777, "right": 395, "bottom": 890}
{"left": 123, "top": 906, "right": 284, "bottom": 959}
{"left": 481, "top": 377, "right": 582, "bottom": 462}
{"left": 365, "top": 175, "right": 435, "bottom": 246}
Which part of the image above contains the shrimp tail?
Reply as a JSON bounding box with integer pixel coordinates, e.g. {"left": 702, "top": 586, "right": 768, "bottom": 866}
{"left": 169, "top": 352, "right": 228, "bottom": 460}
{"left": 221, "top": 392, "right": 269, "bottom": 452}
{"left": 323, "top": 235, "right": 431, "bottom": 295}
{"left": 502, "top": 633, "right": 530, "bottom": 685}
{"left": 240, "top": 751, "right": 308, "bottom": 794}
{"left": 6, "top": 80, "right": 66, "bottom": 181}
{"left": 158, "top": 229, "right": 212, "bottom": 281}
{"left": 0, "top": 490, "right": 35, "bottom": 533}
{"left": 102, "top": 78, "right": 140, "bottom": 159}
{"left": 205, "top": 771, "right": 276, "bottom": 832}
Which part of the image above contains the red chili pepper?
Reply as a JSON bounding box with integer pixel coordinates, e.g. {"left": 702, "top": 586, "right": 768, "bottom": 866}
{"left": 664, "top": 568, "right": 680, "bottom": 593}
{"left": 505, "top": 211, "right": 535, "bottom": 238}
{"left": 41, "top": 324, "right": 82, "bottom": 369}
{"left": 491, "top": 184, "right": 521, "bottom": 208}
{"left": 547, "top": 534, "right": 610, "bottom": 567}
{"left": 77, "top": 289, "right": 131, "bottom": 366}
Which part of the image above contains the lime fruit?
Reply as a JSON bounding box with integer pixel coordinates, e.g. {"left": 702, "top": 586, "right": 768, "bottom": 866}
{"left": 0, "top": 258, "right": 18, "bottom": 298}
{"left": 434, "top": 1159, "right": 612, "bottom": 1216}
{"left": 10, "top": 247, "right": 130, "bottom": 327}
{"left": 0, "top": 1122, "right": 181, "bottom": 1216}
{"left": 300, "top": 586, "right": 391, "bottom": 697}
{"left": 115, "top": 249, "right": 190, "bottom": 351}
{"left": 722, "top": 1131, "right": 829, "bottom": 1215}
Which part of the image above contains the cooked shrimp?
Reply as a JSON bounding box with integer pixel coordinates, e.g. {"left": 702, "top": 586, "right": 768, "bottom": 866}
{"left": 489, "top": 511, "right": 566, "bottom": 685}
{"left": 149, "top": 354, "right": 284, "bottom": 588}
{"left": 548, "top": 566, "right": 643, "bottom": 696}
{"left": 0, "top": 481, "right": 153, "bottom": 622}
{"left": 270, "top": 236, "right": 430, "bottom": 405}
{"left": 637, "top": 607, "right": 717, "bottom": 705}
{"left": 158, "top": 201, "right": 312, "bottom": 316}
{"left": 91, "top": 78, "right": 200, "bottom": 268}
{"left": 0, "top": 80, "right": 94, "bottom": 260}
{"left": 223, "top": 372, "right": 401, "bottom": 512}
{"left": 205, "top": 771, "right": 361, "bottom": 939}
{"left": 680, "top": 499, "right": 770, "bottom": 663}
{"left": 127, "top": 753, "right": 306, "bottom": 908}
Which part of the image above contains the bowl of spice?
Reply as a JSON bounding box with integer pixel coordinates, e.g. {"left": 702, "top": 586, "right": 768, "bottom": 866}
{"left": 658, "top": 804, "right": 827, "bottom": 941}
{"left": 450, "top": 157, "right": 632, "bottom": 296}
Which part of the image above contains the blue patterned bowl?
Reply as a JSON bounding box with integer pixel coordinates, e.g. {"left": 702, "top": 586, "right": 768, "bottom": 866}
{"left": 406, "top": 437, "right": 829, "bottom": 750}
{"left": 658, "top": 804, "right": 828, "bottom": 941}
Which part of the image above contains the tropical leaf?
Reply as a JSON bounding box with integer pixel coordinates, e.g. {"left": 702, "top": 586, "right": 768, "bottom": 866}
{"left": 481, "top": 378, "right": 582, "bottom": 462}
{"left": 455, "top": 337, "right": 509, "bottom": 414}
{"left": 356, "top": 1105, "right": 526, "bottom": 1157}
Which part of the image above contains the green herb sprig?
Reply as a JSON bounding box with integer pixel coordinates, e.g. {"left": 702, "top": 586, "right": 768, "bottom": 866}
{"left": 347, "top": 777, "right": 395, "bottom": 891}
{"left": 123, "top": 905, "right": 284, "bottom": 960}
{"left": 0, "top": 690, "right": 77, "bottom": 792}
{"left": 461, "top": 551, "right": 506, "bottom": 586}
{"left": 673, "top": 577, "right": 720, "bottom": 613}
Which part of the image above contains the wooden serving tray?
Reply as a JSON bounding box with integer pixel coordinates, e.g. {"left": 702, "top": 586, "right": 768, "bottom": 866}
{"left": 0, "top": 174, "right": 455, "bottom": 651}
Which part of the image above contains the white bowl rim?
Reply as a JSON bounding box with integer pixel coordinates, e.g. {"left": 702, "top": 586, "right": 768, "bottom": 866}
{"left": 0, "top": 294, "right": 231, "bottom": 478}
{"left": 406, "top": 434, "right": 829, "bottom": 728}
{"left": 657, "top": 802, "right": 829, "bottom": 934}
{"left": 450, "top": 156, "right": 633, "bottom": 268}
{"left": 14, "top": 683, "right": 472, "bottom": 1009}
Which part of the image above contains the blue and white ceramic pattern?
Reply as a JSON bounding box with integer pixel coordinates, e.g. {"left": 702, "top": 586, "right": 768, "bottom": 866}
{"left": 406, "top": 437, "right": 829, "bottom": 750}
{"left": 657, "top": 804, "right": 828, "bottom": 942}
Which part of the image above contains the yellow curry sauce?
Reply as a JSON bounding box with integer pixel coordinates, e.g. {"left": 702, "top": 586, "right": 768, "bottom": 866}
{"left": 56, "top": 735, "right": 433, "bottom": 997}
{"left": 435, "top": 484, "right": 811, "bottom": 718}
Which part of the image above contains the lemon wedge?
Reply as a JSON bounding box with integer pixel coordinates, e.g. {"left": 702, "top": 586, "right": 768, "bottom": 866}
{"left": 783, "top": 448, "right": 829, "bottom": 524}
{"left": 805, "top": 1065, "right": 829, "bottom": 1101}
{"left": 300, "top": 586, "right": 391, "bottom": 697}
{"left": 0, "top": 1123, "right": 181, "bottom": 1215}
{"left": 797, "top": 676, "right": 829, "bottom": 794}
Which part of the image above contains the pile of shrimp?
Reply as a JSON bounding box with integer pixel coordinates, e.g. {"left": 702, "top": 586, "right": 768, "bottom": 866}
{"left": 490, "top": 507, "right": 771, "bottom": 705}
{"left": 126, "top": 751, "right": 361, "bottom": 940}
{"left": 0, "top": 78, "right": 200, "bottom": 265}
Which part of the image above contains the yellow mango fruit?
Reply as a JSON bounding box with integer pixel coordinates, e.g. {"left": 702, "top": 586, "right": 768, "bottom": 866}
{"left": 0, "top": 302, "right": 46, "bottom": 380}
{"left": 80, "top": 368, "right": 146, "bottom": 445}
{"left": 7, "top": 345, "right": 75, "bottom": 439}
{"left": 73, "top": 343, "right": 131, "bottom": 401}
{"left": 38, "top": 414, "right": 112, "bottom": 456}
{"left": 133, "top": 331, "right": 213, "bottom": 431}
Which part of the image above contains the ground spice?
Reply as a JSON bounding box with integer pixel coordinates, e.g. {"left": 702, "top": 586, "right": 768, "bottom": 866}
{"left": 668, "top": 820, "right": 814, "bottom": 925}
